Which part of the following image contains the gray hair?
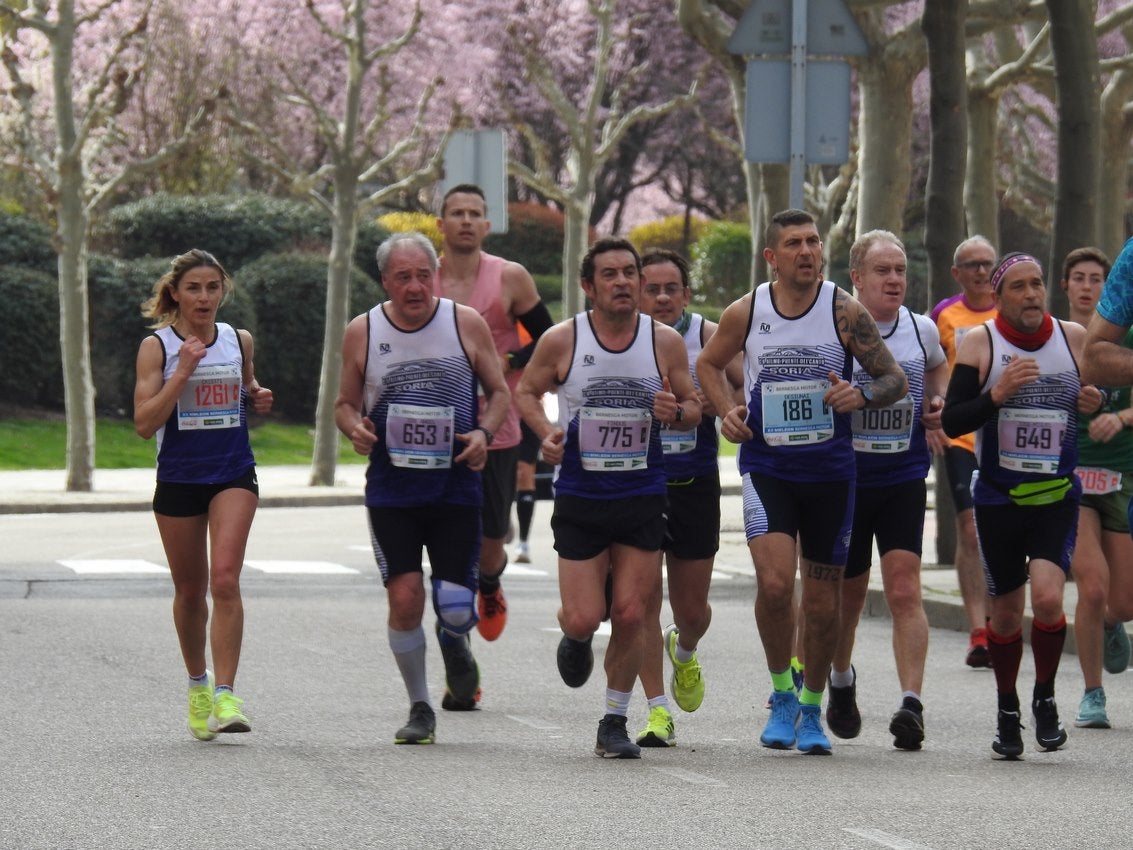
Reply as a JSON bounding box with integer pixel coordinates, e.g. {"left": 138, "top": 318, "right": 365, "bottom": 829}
{"left": 953, "top": 235, "right": 997, "bottom": 265}
{"left": 375, "top": 231, "right": 439, "bottom": 275}
{"left": 849, "top": 229, "right": 905, "bottom": 272}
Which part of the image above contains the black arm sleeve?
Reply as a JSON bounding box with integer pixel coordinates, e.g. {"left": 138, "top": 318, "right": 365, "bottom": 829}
{"left": 509, "top": 301, "right": 555, "bottom": 369}
{"left": 942, "top": 362, "right": 998, "bottom": 438}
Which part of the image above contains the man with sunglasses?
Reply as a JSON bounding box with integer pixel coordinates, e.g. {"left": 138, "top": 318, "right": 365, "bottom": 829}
{"left": 931, "top": 236, "right": 999, "bottom": 668}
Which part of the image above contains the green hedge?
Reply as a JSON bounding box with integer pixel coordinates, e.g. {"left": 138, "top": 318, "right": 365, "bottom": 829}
{"left": 96, "top": 192, "right": 389, "bottom": 278}
{"left": 483, "top": 202, "right": 565, "bottom": 276}
{"left": 690, "top": 221, "right": 753, "bottom": 306}
{"left": 533, "top": 273, "right": 563, "bottom": 305}
{"left": 0, "top": 212, "right": 55, "bottom": 274}
{"left": 238, "top": 252, "right": 384, "bottom": 421}
{"left": 0, "top": 264, "right": 62, "bottom": 407}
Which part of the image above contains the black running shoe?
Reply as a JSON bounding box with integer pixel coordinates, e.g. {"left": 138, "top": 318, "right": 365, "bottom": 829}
{"left": 595, "top": 714, "right": 641, "bottom": 759}
{"left": 557, "top": 635, "right": 594, "bottom": 688}
{"left": 441, "top": 686, "right": 481, "bottom": 712}
{"left": 435, "top": 621, "right": 480, "bottom": 705}
{"left": 825, "top": 667, "right": 861, "bottom": 739}
{"left": 394, "top": 701, "right": 436, "bottom": 745}
{"left": 992, "top": 709, "right": 1024, "bottom": 759}
{"left": 889, "top": 697, "right": 925, "bottom": 751}
{"left": 1032, "top": 697, "right": 1068, "bottom": 751}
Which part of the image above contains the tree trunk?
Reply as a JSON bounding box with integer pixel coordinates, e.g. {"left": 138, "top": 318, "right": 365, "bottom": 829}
{"left": 964, "top": 88, "right": 1001, "bottom": 247}
{"left": 922, "top": 0, "right": 968, "bottom": 567}
{"left": 922, "top": 0, "right": 968, "bottom": 311}
{"left": 561, "top": 196, "right": 591, "bottom": 316}
{"left": 1097, "top": 34, "right": 1133, "bottom": 259}
{"left": 856, "top": 60, "right": 915, "bottom": 235}
{"left": 309, "top": 178, "right": 359, "bottom": 487}
{"left": 58, "top": 193, "right": 95, "bottom": 492}
{"left": 1045, "top": 0, "right": 1101, "bottom": 317}
{"left": 54, "top": 0, "right": 96, "bottom": 492}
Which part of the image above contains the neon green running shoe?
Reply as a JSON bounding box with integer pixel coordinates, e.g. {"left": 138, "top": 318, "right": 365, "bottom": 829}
{"left": 209, "top": 691, "right": 251, "bottom": 734}
{"left": 665, "top": 624, "right": 705, "bottom": 712}
{"left": 636, "top": 705, "right": 676, "bottom": 747}
{"left": 188, "top": 671, "right": 216, "bottom": 741}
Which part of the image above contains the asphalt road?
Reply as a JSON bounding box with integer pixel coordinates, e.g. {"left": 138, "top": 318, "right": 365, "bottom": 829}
{"left": 2, "top": 506, "right": 1131, "bottom": 849}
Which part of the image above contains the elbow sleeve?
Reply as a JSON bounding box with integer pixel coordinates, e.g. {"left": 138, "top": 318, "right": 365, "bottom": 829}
{"left": 511, "top": 301, "right": 555, "bottom": 368}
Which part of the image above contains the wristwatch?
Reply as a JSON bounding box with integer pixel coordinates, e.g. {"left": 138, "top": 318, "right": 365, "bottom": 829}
{"left": 674, "top": 405, "right": 685, "bottom": 424}
{"left": 476, "top": 427, "right": 494, "bottom": 446}
{"left": 857, "top": 385, "right": 874, "bottom": 407}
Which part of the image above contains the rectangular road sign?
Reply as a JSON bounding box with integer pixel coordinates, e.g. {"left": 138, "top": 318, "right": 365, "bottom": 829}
{"left": 743, "top": 59, "right": 852, "bottom": 164}
{"left": 728, "top": 0, "right": 867, "bottom": 57}
{"left": 442, "top": 129, "right": 509, "bottom": 234}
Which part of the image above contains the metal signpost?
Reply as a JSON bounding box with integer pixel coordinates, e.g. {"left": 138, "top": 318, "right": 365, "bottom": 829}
{"left": 442, "top": 129, "right": 509, "bottom": 233}
{"left": 728, "top": 0, "right": 867, "bottom": 209}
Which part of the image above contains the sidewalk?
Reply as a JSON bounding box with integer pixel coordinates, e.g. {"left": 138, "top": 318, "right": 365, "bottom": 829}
{"left": 0, "top": 459, "right": 1095, "bottom": 654}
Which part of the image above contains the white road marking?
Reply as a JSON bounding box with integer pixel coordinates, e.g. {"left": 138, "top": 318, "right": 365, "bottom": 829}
{"left": 502, "top": 564, "right": 549, "bottom": 577}
{"left": 650, "top": 766, "right": 726, "bottom": 787}
{"left": 843, "top": 828, "right": 934, "bottom": 850}
{"left": 348, "top": 545, "right": 550, "bottom": 576}
{"left": 542, "top": 622, "right": 612, "bottom": 637}
{"left": 244, "top": 560, "right": 359, "bottom": 575}
{"left": 506, "top": 715, "right": 561, "bottom": 731}
{"left": 59, "top": 559, "right": 168, "bottom": 575}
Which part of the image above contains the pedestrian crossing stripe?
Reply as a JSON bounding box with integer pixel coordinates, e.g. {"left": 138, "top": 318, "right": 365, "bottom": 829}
{"left": 59, "top": 559, "right": 168, "bottom": 575}
{"left": 243, "top": 560, "right": 359, "bottom": 575}
{"left": 346, "top": 545, "right": 550, "bottom": 577}
{"left": 57, "top": 559, "right": 359, "bottom": 575}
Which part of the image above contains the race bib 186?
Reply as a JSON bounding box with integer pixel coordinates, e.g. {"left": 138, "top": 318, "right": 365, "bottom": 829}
{"left": 760, "top": 379, "right": 833, "bottom": 446}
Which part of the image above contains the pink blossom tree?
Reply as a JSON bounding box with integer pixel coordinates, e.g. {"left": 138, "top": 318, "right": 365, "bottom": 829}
{"left": 0, "top": 0, "right": 218, "bottom": 491}
{"left": 226, "top": 0, "right": 453, "bottom": 485}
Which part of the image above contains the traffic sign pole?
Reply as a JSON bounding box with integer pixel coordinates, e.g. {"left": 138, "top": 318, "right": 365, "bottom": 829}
{"left": 789, "top": 0, "right": 808, "bottom": 209}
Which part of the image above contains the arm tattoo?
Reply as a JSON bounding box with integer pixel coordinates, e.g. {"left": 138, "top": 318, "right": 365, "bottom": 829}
{"left": 835, "top": 289, "right": 907, "bottom": 406}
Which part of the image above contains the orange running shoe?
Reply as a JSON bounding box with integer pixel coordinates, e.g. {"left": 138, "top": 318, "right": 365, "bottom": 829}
{"left": 477, "top": 585, "right": 508, "bottom": 641}
{"left": 966, "top": 627, "right": 992, "bottom": 669}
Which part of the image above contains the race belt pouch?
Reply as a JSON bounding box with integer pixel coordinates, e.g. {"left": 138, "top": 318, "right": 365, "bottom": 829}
{"left": 1007, "top": 476, "right": 1073, "bottom": 506}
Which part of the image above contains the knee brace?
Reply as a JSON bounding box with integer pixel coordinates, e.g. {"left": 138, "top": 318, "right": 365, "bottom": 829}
{"left": 432, "top": 579, "right": 478, "bottom": 636}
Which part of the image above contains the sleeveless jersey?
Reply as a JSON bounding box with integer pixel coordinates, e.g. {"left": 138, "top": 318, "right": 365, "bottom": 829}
{"left": 931, "top": 293, "right": 997, "bottom": 453}
{"left": 434, "top": 252, "right": 522, "bottom": 449}
{"left": 1076, "top": 326, "right": 1133, "bottom": 479}
{"left": 661, "top": 313, "right": 719, "bottom": 479}
{"left": 851, "top": 307, "right": 943, "bottom": 487}
{"left": 153, "top": 323, "right": 255, "bottom": 484}
{"left": 362, "top": 298, "right": 482, "bottom": 508}
{"left": 737, "top": 280, "right": 855, "bottom": 482}
{"left": 553, "top": 312, "right": 666, "bottom": 499}
{"left": 973, "top": 319, "right": 1081, "bottom": 505}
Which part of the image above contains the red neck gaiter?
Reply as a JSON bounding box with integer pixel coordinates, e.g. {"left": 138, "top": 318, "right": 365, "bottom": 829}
{"left": 995, "top": 312, "right": 1054, "bottom": 351}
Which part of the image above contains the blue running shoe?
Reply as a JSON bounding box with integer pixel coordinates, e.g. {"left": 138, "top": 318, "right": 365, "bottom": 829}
{"left": 797, "top": 704, "right": 832, "bottom": 754}
{"left": 760, "top": 690, "right": 799, "bottom": 749}
{"left": 1074, "top": 688, "right": 1110, "bottom": 729}
{"left": 1104, "top": 622, "right": 1131, "bottom": 675}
